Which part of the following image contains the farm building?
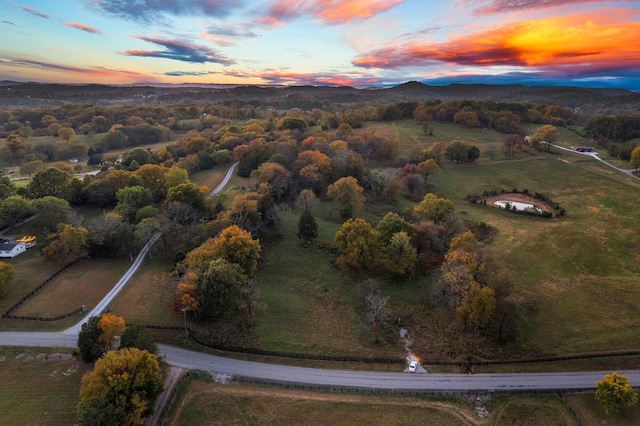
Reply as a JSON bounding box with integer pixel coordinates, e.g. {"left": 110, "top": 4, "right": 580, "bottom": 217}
{"left": 0, "top": 241, "right": 26, "bottom": 258}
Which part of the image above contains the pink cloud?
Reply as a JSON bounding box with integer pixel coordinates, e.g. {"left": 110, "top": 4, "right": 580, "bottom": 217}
{"left": 260, "top": 0, "right": 401, "bottom": 26}
{"left": 213, "top": 68, "right": 381, "bottom": 86}
{"left": 64, "top": 22, "right": 104, "bottom": 35}
{"left": 19, "top": 6, "right": 51, "bottom": 19}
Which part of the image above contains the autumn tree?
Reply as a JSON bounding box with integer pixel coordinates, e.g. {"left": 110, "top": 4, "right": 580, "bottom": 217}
{"left": 417, "top": 159, "right": 440, "bottom": 183}
{"left": 57, "top": 127, "right": 76, "bottom": 141}
{"left": 42, "top": 223, "right": 89, "bottom": 265}
{"left": 327, "top": 176, "right": 365, "bottom": 220}
{"left": 0, "top": 261, "right": 16, "bottom": 298}
{"left": 503, "top": 134, "right": 524, "bottom": 157}
{"left": 250, "top": 162, "right": 291, "bottom": 202}
{"left": 630, "top": 145, "right": 640, "bottom": 170}
{"left": 438, "top": 231, "right": 485, "bottom": 307}
{"left": 530, "top": 124, "right": 558, "bottom": 152}
{"left": 413, "top": 193, "right": 455, "bottom": 225}
{"left": 595, "top": 372, "right": 638, "bottom": 414}
{"left": 2, "top": 133, "right": 30, "bottom": 164}
{"left": 297, "top": 208, "right": 318, "bottom": 244}
{"left": 219, "top": 191, "right": 262, "bottom": 232}
{"left": 134, "top": 164, "right": 167, "bottom": 201}
{"left": 166, "top": 182, "right": 207, "bottom": 214}
{"left": 184, "top": 225, "right": 261, "bottom": 278}
{"left": 334, "top": 218, "right": 381, "bottom": 272}
{"left": 295, "top": 150, "right": 333, "bottom": 193}
{"left": 98, "top": 313, "right": 126, "bottom": 351}
{"left": 455, "top": 281, "right": 496, "bottom": 333}
{"left": 383, "top": 231, "right": 417, "bottom": 277}
{"left": 77, "top": 348, "right": 163, "bottom": 426}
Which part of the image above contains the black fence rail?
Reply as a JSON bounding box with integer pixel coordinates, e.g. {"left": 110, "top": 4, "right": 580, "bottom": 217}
{"left": 559, "top": 392, "right": 587, "bottom": 426}
{"left": 134, "top": 324, "right": 640, "bottom": 370}
{"left": 424, "top": 350, "right": 640, "bottom": 367}
{"left": 232, "top": 375, "right": 597, "bottom": 397}
{"left": 2, "top": 257, "right": 87, "bottom": 319}
{"left": 188, "top": 331, "right": 403, "bottom": 365}
{"left": 2, "top": 306, "right": 85, "bottom": 322}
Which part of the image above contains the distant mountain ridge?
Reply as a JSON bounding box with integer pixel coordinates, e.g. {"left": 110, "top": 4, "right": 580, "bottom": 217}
{"left": 0, "top": 80, "right": 638, "bottom": 116}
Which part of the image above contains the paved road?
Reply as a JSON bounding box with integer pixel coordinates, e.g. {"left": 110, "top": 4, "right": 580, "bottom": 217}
{"left": 64, "top": 232, "right": 162, "bottom": 335}
{"left": 553, "top": 145, "right": 640, "bottom": 181}
{"left": 210, "top": 162, "right": 238, "bottom": 196}
{"left": 2, "top": 160, "right": 640, "bottom": 393}
{"left": 136, "top": 345, "right": 640, "bottom": 391}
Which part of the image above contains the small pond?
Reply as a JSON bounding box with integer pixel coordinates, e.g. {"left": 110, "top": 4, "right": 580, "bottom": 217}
{"left": 493, "top": 200, "right": 542, "bottom": 213}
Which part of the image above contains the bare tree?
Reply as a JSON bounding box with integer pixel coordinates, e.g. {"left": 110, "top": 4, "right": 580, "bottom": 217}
{"left": 360, "top": 279, "right": 390, "bottom": 344}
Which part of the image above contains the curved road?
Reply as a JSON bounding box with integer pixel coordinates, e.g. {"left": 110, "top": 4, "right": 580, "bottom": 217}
{"left": 1, "top": 161, "right": 639, "bottom": 393}
{"left": 553, "top": 144, "right": 640, "bottom": 181}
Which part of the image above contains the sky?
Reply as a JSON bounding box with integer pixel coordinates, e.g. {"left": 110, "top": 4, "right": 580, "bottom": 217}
{"left": 0, "top": 0, "right": 639, "bottom": 90}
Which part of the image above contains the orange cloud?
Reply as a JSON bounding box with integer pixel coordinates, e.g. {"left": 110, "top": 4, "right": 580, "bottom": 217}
{"left": 353, "top": 8, "right": 640, "bottom": 75}
{"left": 64, "top": 22, "right": 104, "bottom": 35}
{"left": 260, "top": 0, "right": 401, "bottom": 26}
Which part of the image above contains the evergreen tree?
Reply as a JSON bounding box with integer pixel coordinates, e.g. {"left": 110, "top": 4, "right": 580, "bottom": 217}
{"left": 297, "top": 208, "right": 318, "bottom": 244}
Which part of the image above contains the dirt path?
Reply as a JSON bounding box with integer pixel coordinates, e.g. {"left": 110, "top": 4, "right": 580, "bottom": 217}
{"left": 145, "top": 366, "right": 186, "bottom": 426}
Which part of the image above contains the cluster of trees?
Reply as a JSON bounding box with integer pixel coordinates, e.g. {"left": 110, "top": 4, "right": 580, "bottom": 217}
{"left": 437, "top": 231, "right": 520, "bottom": 341}
{"left": 76, "top": 314, "right": 162, "bottom": 425}
{"left": 332, "top": 193, "right": 457, "bottom": 280}
{"left": 173, "top": 225, "right": 261, "bottom": 323}
{"left": 78, "top": 347, "right": 163, "bottom": 426}
{"left": 583, "top": 114, "right": 640, "bottom": 161}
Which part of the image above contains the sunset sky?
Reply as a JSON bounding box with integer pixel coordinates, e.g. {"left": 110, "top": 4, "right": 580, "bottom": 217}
{"left": 1, "top": 0, "right": 639, "bottom": 90}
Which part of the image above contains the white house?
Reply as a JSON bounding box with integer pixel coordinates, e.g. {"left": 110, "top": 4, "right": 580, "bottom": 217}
{"left": 0, "top": 242, "right": 26, "bottom": 258}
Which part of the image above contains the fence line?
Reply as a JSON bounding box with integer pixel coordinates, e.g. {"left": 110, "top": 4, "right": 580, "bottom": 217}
{"left": 137, "top": 324, "right": 640, "bottom": 367}
{"left": 559, "top": 392, "right": 587, "bottom": 426}
{"left": 232, "top": 375, "right": 597, "bottom": 397}
{"left": 2, "top": 306, "right": 85, "bottom": 322}
{"left": 2, "top": 257, "right": 87, "bottom": 319}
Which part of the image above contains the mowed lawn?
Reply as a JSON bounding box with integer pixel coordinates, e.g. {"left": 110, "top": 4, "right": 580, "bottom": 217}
{"left": 0, "top": 347, "right": 90, "bottom": 425}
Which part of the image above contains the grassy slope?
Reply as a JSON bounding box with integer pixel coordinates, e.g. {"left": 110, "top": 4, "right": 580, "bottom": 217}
{"left": 166, "top": 377, "right": 579, "bottom": 426}
{"left": 255, "top": 208, "right": 400, "bottom": 358}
